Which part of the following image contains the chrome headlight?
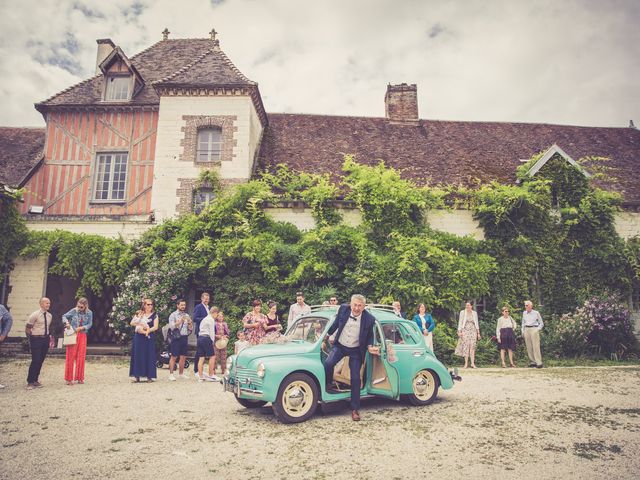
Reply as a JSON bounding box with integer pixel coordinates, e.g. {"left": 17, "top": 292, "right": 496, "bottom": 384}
{"left": 226, "top": 357, "right": 233, "bottom": 372}
{"left": 256, "top": 363, "right": 266, "bottom": 378}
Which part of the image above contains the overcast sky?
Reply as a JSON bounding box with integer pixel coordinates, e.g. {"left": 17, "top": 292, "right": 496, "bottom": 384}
{"left": 0, "top": 0, "right": 638, "bottom": 128}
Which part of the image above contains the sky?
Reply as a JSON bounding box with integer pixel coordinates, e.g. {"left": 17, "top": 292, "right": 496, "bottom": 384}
{"left": 0, "top": 0, "right": 638, "bottom": 128}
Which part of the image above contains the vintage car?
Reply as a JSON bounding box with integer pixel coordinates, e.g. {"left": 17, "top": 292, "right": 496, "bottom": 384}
{"left": 223, "top": 305, "right": 460, "bottom": 423}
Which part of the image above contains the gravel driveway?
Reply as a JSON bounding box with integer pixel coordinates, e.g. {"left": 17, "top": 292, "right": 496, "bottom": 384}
{"left": 1, "top": 358, "right": 639, "bottom": 480}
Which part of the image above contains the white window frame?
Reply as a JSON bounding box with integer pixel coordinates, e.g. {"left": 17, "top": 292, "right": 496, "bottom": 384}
{"left": 92, "top": 152, "right": 129, "bottom": 203}
{"left": 104, "top": 75, "right": 132, "bottom": 101}
{"left": 196, "top": 128, "right": 222, "bottom": 162}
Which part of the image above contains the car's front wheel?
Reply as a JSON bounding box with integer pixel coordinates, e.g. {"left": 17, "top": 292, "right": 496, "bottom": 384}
{"left": 235, "top": 397, "right": 267, "bottom": 409}
{"left": 272, "top": 373, "right": 319, "bottom": 423}
{"left": 407, "top": 369, "right": 439, "bottom": 406}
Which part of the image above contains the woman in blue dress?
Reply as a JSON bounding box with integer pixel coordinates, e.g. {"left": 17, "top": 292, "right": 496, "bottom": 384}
{"left": 129, "top": 298, "right": 159, "bottom": 382}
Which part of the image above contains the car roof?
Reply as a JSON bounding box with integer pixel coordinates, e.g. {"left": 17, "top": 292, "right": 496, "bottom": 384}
{"left": 306, "top": 305, "right": 414, "bottom": 323}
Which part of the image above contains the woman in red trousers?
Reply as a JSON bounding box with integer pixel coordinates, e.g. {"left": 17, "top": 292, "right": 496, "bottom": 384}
{"left": 62, "top": 298, "right": 93, "bottom": 385}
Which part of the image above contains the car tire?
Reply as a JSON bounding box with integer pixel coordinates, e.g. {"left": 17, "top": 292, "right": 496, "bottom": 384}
{"left": 407, "top": 369, "right": 440, "bottom": 406}
{"left": 156, "top": 361, "right": 163, "bottom": 368}
{"left": 272, "top": 372, "right": 319, "bottom": 424}
{"left": 235, "top": 397, "right": 267, "bottom": 409}
{"left": 184, "top": 359, "right": 190, "bottom": 369}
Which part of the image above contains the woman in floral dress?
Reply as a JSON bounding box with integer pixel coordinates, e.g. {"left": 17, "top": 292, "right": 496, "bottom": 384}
{"left": 242, "top": 299, "right": 268, "bottom": 345}
{"left": 454, "top": 301, "right": 481, "bottom": 368}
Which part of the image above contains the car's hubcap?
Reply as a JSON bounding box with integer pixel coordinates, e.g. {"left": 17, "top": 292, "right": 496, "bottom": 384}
{"left": 282, "top": 381, "right": 313, "bottom": 417}
{"left": 413, "top": 371, "right": 435, "bottom": 400}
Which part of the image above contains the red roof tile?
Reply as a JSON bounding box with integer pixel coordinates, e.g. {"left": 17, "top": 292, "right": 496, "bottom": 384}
{"left": 258, "top": 114, "right": 640, "bottom": 205}
{"left": 0, "top": 127, "right": 45, "bottom": 186}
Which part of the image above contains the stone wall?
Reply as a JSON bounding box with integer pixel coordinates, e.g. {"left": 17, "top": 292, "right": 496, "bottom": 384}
{"left": 5, "top": 256, "right": 47, "bottom": 337}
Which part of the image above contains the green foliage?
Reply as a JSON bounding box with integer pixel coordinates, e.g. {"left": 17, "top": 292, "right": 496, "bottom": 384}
{"left": 342, "top": 155, "right": 446, "bottom": 242}
{"left": 22, "top": 230, "right": 132, "bottom": 297}
{"left": 0, "top": 187, "right": 29, "bottom": 272}
{"left": 259, "top": 165, "right": 341, "bottom": 226}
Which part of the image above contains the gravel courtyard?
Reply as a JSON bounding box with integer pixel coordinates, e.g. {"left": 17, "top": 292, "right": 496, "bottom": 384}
{"left": 1, "top": 358, "right": 639, "bottom": 480}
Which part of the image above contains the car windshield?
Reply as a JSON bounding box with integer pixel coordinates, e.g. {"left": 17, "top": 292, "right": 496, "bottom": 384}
{"left": 285, "top": 316, "right": 329, "bottom": 343}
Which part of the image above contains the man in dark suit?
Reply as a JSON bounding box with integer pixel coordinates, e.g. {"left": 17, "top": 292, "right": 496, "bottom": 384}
{"left": 192, "top": 292, "right": 210, "bottom": 376}
{"left": 392, "top": 301, "right": 406, "bottom": 319}
{"left": 323, "top": 294, "right": 380, "bottom": 421}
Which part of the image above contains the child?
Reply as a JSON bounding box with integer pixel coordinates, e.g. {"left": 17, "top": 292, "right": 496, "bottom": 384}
{"left": 234, "top": 330, "right": 250, "bottom": 355}
{"left": 214, "top": 311, "right": 230, "bottom": 375}
{"left": 134, "top": 319, "right": 150, "bottom": 336}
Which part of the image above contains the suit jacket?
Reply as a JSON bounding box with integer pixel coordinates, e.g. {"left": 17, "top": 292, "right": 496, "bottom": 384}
{"left": 193, "top": 303, "right": 209, "bottom": 325}
{"left": 327, "top": 304, "right": 375, "bottom": 360}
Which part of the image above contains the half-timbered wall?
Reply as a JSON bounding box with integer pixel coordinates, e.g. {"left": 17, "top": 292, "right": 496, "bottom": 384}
{"left": 20, "top": 109, "right": 158, "bottom": 216}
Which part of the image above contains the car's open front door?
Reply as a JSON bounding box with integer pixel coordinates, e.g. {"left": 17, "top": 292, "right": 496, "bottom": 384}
{"left": 366, "top": 322, "right": 399, "bottom": 399}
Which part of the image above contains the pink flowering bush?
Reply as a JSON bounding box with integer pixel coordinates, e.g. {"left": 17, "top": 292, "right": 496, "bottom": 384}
{"left": 583, "top": 295, "right": 636, "bottom": 358}
{"left": 108, "top": 259, "right": 189, "bottom": 344}
{"left": 547, "top": 294, "right": 637, "bottom": 359}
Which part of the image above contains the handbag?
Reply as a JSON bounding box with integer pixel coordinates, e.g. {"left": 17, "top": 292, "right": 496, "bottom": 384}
{"left": 169, "top": 328, "right": 182, "bottom": 342}
{"left": 215, "top": 338, "right": 228, "bottom": 350}
{"left": 63, "top": 331, "right": 77, "bottom": 347}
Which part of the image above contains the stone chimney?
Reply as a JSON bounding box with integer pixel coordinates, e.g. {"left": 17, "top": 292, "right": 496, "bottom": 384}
{"left": 385, "top": 83, "right": 419, "bottom": 125}
{"left": 95, "top": 38, "right": 115, "bottom": 74}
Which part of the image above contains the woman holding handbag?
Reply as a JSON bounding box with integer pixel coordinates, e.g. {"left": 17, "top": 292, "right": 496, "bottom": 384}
{"left": 62, "top": 297, "right": 93, "bottom": 385}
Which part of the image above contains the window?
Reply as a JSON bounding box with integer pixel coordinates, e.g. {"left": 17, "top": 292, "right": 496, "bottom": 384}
{"left": 193, "top": 188, "right": 216, "bottom": 214}
{"left": 93, "top": 153, "right": 128, "bottom": 202}
{"left": 382, "top": 323, "right": 417, "bottom": 345}
{"left": 197, "top": 128, "right": 222, "bottom": 162}
{"left": 105, "top": 76, "right": 131, "bottom": 101}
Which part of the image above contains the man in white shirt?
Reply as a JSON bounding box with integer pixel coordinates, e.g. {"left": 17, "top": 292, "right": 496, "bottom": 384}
{"left": 288, "top": 292, "right": 310, "bottom": 327}
{"left": 323, "top": 294, "right": 380, "bottom": 421}
{"left": 521, "top": 300, "right": 544, "bottom": 368}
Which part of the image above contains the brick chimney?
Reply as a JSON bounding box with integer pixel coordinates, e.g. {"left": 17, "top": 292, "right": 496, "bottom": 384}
{"left": 95, "top": 38, "right": 115, "bottom": 74}
{"left": 385, "top": 83, "right": 419, "bottom": 125}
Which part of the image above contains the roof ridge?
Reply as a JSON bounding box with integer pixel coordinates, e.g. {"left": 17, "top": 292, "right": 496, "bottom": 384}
{"left": 152, "top": 47, "right": 214, "bottom": 84}
{"left": 214, "top": 45, "right": 256, "bottom": 85}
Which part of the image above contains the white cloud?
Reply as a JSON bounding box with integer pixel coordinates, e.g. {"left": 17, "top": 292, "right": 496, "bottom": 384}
{"left": 0, "top": 0, "right": 638, "bottom": 127}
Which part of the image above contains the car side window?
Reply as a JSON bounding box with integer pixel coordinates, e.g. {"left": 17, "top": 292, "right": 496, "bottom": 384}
{"left": 382, "top": 322, "right": 417, "bottom": 345}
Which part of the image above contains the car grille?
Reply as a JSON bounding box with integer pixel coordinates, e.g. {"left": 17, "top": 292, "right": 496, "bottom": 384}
{"left": 232, "top": 365, "right": 263, "bottom": 394}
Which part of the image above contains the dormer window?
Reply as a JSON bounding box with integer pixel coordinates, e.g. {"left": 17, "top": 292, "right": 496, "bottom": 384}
{"left": 105, "top": 76, "right": 131, "bottom": 101}
{"left": 197, "top": 128, "right": 222, "bottom": 162}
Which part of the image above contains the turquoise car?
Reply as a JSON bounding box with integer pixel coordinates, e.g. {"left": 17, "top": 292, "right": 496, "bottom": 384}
{"left": 223, "top": 305, "right": 460, "bottom": 423}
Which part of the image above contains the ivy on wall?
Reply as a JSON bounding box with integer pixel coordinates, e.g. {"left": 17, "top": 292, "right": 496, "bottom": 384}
{"left": 14, "top": 153, "right": 640, "bottom": 358}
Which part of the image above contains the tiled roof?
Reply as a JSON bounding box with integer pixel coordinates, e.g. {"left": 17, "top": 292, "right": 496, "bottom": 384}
{"left": 36, "top": 38, "right": 243, "bottom": 108}
{"left": 258, "top": 114, "right": 640, "bottom": 205}
{"left": 0, "top": 127, "right": 45, "bottom": 186}
{"left": 153, "top": 45, "right": 256, "bottom": 87}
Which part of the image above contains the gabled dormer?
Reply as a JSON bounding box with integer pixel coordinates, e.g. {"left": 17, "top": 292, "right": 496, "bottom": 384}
{"left": 98, "top": 44, "right": 144, "bottom": 102}
{"left": 521, "top": 144, "right": 591, "bottom": 179}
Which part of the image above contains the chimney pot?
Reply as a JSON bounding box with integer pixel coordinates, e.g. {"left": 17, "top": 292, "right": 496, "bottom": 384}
{"left": 95, "top": 38, "right": 115, "bottom": 74}
{"left": 385, "top": 83, "right": 419, "bottom": 125}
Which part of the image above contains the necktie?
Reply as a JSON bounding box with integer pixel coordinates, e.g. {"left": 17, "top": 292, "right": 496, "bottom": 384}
{"left": 43, "top": 312, "right": 48, "bottom": 336}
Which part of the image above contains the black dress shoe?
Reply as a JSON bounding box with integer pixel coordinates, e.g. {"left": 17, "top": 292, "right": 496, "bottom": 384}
{"left": 528, "top": 363, "right": 536, "bottom": 368}
{"left": 535, "top": 364, "right": 543, "bottom": 369}
{"left": 351, "top": 410, "right": 361, "bottom": 421}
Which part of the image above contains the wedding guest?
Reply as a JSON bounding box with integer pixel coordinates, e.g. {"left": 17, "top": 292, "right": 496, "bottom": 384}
{"left": 262, "top": 301, "right": 284, "bottom": 343}
{"left": 454, "top": 301, "right": 481, "bottom": 368}
{"left": 287, "top": 292, "right": 310, "bottom": 327}
{"left": 234, "top": 331, "right": 250, "bottom": 355}
{"left": 0, "top": 304, "right": 14, "bottom": 389}
{"left": 214, "top": 311, "right": 230, "bottom": 375}
{"left": 197, "top": 306, "right": 218, "bottom": 382}
{"left": 392, "top": 301, "right": 406, "bottom": 319}
{"left": 496, "top": 306, "right": 517, "bottom": 368}
{"left": 25, "top": 297, "right": 52, "bottom": 390}
{"left": 129, "top": 298, "right": 158, "bottom": 382}
{"left": 522, "top": 300, "right": 544, "bottom": 368}
{"left": 62, "top": 297, "right": 93, "bottom": 385}
{"left": 167, "top": 299, "right": 192, "bottom": 381}
{"left": 329, "top": 296, "right": 338, "bottom": 306}
{"left": 192, "top": 292, "right": 211, "bottom": 376}
{"left": 243, "top": 299, "right": 268, "bottom": 345}
{"left": 412, "top": 303, "right": 435, "bottom": 351}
